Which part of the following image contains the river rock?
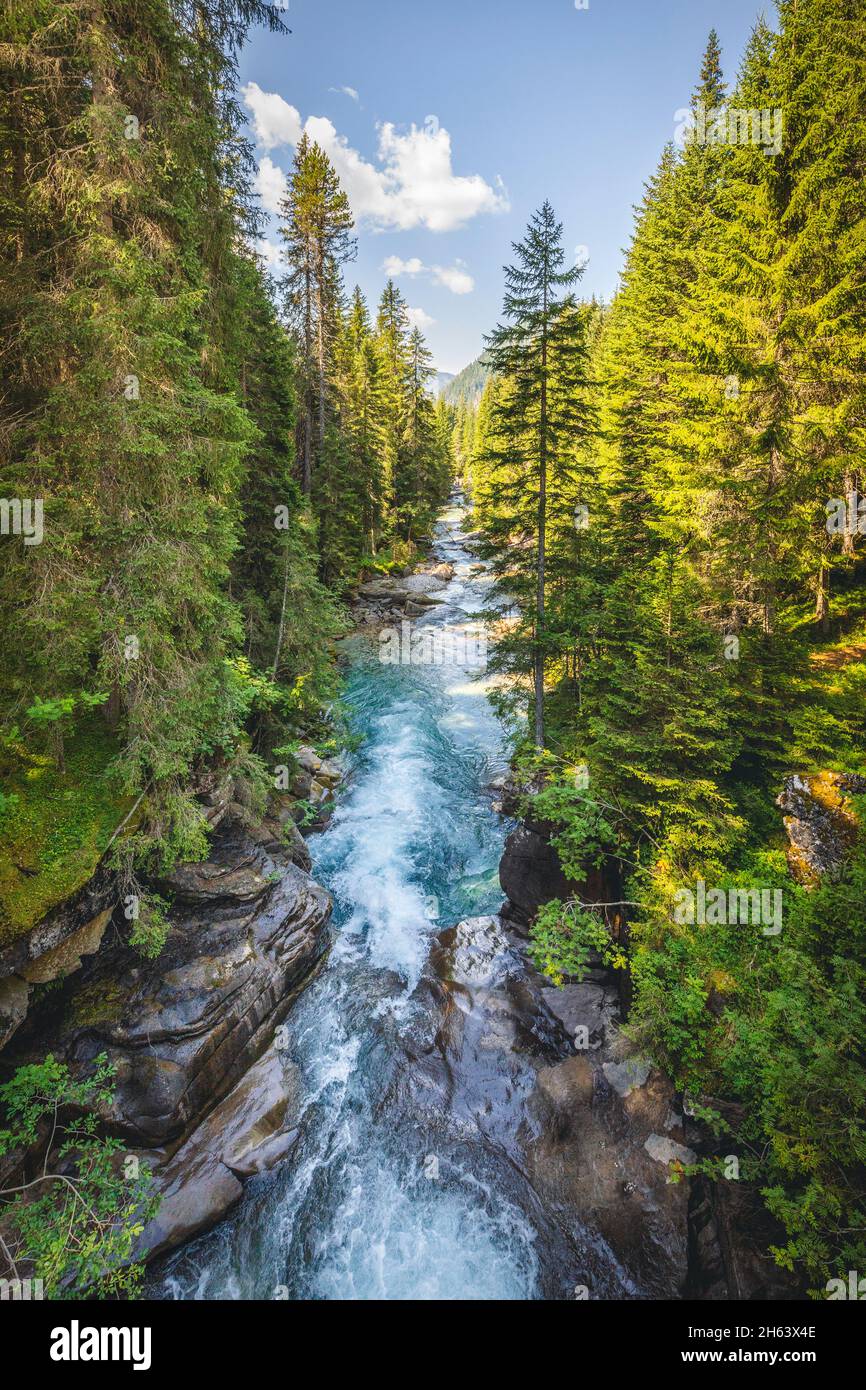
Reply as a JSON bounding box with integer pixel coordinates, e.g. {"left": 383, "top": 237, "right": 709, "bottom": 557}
{"left": 291, "top": 768, "right": 314, "bottom": 799}
{"left": 418, "top": 562, "right": 454, "bottom": 582}
{"left": 6, "top": 814, "right": 331, "bottom": 1153}
{"left": 541, "top": 979, "right": 617, "bottom": 1049}
{"left": 20, "top": 907, "right": 112, "bottom": 986}
{"left": 358, "top": 580, "right": 409, "bottom": 605}
{"left": 314, "top": 759, "right": 343, "bottom": 789}
{"left": 644, "top": 1133, "right": 697, "bottom": 1170}
{"left": 499, "top": 824, "right": 574, "bottom": 927}
{"left": 196, "top": 767, "right": 236, "bottom": 829}
{"left": 397, "top": 913, "right": 693, "bottom": 1299}
{"left": 407, "top": 593, "right": 444, "bottom": 608}
{"left": 0, "top": 863, "right": 118, "bottom": 1001}
{"left": 296, "top": 746, "right": 322, "bottom": 775}
{"left": 152, "top": 853, "right": 272, "bottom": 908}
{"left": 251, "top": 797, "right": 312, "bottom": 873}
{"left": 0, "top": 975, "right": 29, "bottom": 1050}
{"left": 603, "top": 1057, "right": 653, "bottom": 1098}
{"left": 137, "top": 1044, "right": 302, "bottom": 1260}
{"left": 403, "top": 574, "right": 448, "bottom": 595}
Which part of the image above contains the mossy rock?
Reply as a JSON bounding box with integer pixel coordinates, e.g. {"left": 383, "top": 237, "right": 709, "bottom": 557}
{"left": 64, "top": 979, "right": 127, "bottom": 1033}
{"left": 0, "top": 725, "right": 132, "bottom": 945}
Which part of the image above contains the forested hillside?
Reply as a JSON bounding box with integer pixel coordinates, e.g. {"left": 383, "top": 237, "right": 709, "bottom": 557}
{"left": 0, "top": 0, "right": 453, "bottom": 940}
{"left": 443, "top": 354, "right": 490, "bottom": 409}
{"left": 466, "top": 2, "right": 866, "bottom": 1292}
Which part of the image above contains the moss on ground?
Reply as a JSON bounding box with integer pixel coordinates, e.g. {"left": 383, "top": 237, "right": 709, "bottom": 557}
{"left": 0, "top": 724, "right": 131, "bottom": 944}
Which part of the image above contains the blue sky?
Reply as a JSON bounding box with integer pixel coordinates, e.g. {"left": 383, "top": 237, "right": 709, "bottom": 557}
{"left": 240, "top": 0, "right": 774, "bottom": 374}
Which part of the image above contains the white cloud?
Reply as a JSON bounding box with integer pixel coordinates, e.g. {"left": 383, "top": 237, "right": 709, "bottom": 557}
{"left": 407, "top": 306, "right": 435, "bottom": 331}
{"left": 383, "top": 255, "right": 425, "bottom": 277}
{"left": 374, "top": 122, "right": 507, "bottom": 232}
{"left": 242, "top": 85, "right": 508, "bottom": 233}
{"left": 254, "top": 155, "right": 286, "bottom": 215}
{"left": 431, "top": 263, "right": 474, "bottom": 295}
{"left": 255, "top": 237, "right": 282, "bottom": 271}
{"left": 382, "top": 255, "right": 474, "bottom": 295}
{"left": 242, "top": 82, "right": 302, "bottom": 150}
{"left": 329, "top": 85, "right": 360, "bottom": 102}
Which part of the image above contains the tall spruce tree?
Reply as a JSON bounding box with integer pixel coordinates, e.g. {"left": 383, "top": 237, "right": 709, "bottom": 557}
{"left": 278, "top": 133, "right": 356, "bottom": 496}
{"left": 480, "top": 201, "right": 595, "bottom": 748}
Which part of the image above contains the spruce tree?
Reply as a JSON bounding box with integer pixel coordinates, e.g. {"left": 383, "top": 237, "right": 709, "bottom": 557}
{"left": 480, "top": 201, "right": 595, "bottom": 748}
{"left": 279, "top": 133, "right": 356, "bottom": 495}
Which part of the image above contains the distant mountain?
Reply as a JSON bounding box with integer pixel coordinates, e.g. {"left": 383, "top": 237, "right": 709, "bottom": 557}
{"left": 442, "top": 354, "right": 491, "bottom": 408}
{"left": 432, "top": 370, "right": 456, "bottom": 399}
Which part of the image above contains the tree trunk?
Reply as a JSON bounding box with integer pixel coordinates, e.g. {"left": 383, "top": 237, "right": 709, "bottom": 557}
{"left": 843, "top": 469, "right": 857, "bottom": 558}
{"left": 815, "top": 560, "right": 831, "bottom": 635}
{"left": 300, "top": 254, "right": 313, "bottom": 494}
{"left": 272, "top": 542, "right": 290, "bottom": 679}
{"left": 535, "top": 281, "right": 548, "bottom": 750}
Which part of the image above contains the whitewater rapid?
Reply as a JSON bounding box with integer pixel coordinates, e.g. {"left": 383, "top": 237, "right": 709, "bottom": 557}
{"left": 153, "top": 495, "right": 545, "bottom": 1300}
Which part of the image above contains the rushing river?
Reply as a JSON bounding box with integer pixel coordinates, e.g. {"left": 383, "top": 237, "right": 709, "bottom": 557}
{"left": 152, "top": 494, "right": 568, "bottom": 1300}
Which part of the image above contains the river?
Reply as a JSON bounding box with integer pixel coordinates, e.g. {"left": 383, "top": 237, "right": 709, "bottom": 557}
{"left": 151, "top": 493, "right": 613, "bottom": 1301}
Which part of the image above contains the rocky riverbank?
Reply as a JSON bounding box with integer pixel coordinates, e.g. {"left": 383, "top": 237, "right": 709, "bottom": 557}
{"left": 492, "top": 765, "right": 866, "bottom": 1300}
{"left": 347, "top": 560, "right": 456, "bottom": 629}
{"left": 0, "top": 541, "right": 464, "bottom": 1270}
{"left": 0, "top": 799, "right": 333, "bottom": 1262}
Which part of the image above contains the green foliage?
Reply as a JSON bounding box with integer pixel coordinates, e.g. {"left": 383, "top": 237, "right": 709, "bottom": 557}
{"left": 127, "top": 892, "right": 171, "bottom": 960}
{"left": 472, "top": 9, "right": 866, "bottom": 1295}
{"left": 0, "top": 1054, "right": 159, "bottom": 1299}
{"left": 442, "top": 354, "right": 491, "bottom": 409}
{"left": 0, "top": 724, "right": 131, "bottom": 941}
{"left": 1, "top": 0, "right": 438, "bottom": 919}
{"left": 529, "top": 898, "right": 627, "bottom": 987}
{"left": 475, "top": 200, "right": 597, "bottom": 748}
{"left": 627, "top": 826, "right": 866, "bottom": 1294}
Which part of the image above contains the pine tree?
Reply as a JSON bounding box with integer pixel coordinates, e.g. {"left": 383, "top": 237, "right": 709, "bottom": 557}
{"left": 341, "top": 286, "right": 387, "bottom": 556}
{"left": 279, "top": 133, "right": 356, "bottom": 496}
{"left": 480, "top": 201, "right": 596, "bottom": 748}
{"left": 0, "top": 0, "right": 287, "bottom": 824}
{"left": 374, "top": 279, "right": 412, "bottom": 519}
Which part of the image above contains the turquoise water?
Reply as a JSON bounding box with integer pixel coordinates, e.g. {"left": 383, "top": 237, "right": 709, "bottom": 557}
{"left": 154, "top": 496, "right": 548, "bottom": 1300}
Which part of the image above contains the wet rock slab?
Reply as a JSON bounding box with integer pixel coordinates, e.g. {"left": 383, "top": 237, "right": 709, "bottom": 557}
{"left": 2, "top": 812, "right": 332, "bottom": 1257}
{"left": 399, "top": 914, "right": 693, "bottom": 1299}
{"left": 137, "top": 1043, "right": 302, "bottom": 1260}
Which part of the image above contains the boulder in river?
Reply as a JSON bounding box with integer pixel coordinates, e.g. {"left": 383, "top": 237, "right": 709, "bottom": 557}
{"left": 397, "top": 912, "right": 798, "bottom": 1300}
{"left": 403, "top": 574, "right": 448, "bottom": 595}
{"left": 136, "top": 1042, "right": 302, "bottom": 1261}
{"left": 499, "top": 820, "right": 617, "bottom": 937}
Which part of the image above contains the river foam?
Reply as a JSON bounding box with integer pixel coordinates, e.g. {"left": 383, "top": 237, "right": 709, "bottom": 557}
{"left": 153, "top": 494, "right": 540, "bottom": 1301}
